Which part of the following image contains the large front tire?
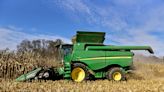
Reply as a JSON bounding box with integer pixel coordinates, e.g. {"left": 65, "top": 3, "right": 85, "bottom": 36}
{"left": 71, "top": 63, "right": 89, "bottom": 82}
{"left": 107, "top": 67, "right": 126, "bottom": 81}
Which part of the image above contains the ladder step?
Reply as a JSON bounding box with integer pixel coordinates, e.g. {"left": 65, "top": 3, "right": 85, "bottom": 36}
{"left": 64, "top": 67, "right": 71, "bottom": 69}
{"left": 65, "top": 67, "right": 71, "bottom": 70}
{"left": 65, "top": 71, "right": 71, "bottom": 74}
{"left": 64, "top": 62, "right": 70, "bottom": 65}
{"left": 63, "top": 62, "right": 71, "bottom": 79}
{"left": 64, "top": 74, "right": 71, "bottom": 78}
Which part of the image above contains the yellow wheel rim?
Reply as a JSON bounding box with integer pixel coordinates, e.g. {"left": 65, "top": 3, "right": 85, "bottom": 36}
{"left": 113, "top": 72, "right": 122, "bottom": 81}
{"left": 71, "top": 67, "right": 85, "bottom": 82}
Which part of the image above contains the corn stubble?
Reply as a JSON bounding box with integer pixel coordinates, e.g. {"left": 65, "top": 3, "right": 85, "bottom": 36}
{"left": 1, "top": 51, "right": 164, "bottom": 92}
{"left": 1, "top": 78, "right": 164, "bottom": 92}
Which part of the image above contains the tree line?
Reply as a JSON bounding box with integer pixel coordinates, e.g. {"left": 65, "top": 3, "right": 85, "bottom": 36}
{"left": 16, "top": 39, "right": 63, "bottom": 59}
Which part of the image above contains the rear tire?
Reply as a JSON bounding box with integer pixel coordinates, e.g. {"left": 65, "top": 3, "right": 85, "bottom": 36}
{"left": 71, "top": 63, "right": 89, "bottom": 82}
{"left": 107, "top": 67, "right": 126, "bottom": 81}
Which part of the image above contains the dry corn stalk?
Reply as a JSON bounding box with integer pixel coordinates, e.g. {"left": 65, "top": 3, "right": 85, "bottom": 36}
{"left": 0, "top": 51, "right": 59, "bottom": 79}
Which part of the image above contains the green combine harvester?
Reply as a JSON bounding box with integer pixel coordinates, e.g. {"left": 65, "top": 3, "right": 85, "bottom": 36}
{"left": 16, "top": 31, "right": 154, "bottom": 82}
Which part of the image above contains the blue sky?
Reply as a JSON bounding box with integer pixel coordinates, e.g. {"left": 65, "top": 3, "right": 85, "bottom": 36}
{"left": 0, "top": 0, "right": 164, "bottom": 56}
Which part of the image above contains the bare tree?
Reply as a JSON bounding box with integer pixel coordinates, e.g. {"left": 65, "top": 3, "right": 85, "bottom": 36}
{"left": 17, "top": 39, "right": 63, "bottom": 59}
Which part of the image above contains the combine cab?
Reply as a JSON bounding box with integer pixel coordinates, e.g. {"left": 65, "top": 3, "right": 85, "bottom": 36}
{"left": 16, "top": 31, "right": 154, "bottom": 82}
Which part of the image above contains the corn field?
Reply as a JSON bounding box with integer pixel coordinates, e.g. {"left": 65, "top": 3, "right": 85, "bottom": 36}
{"left": 0, "top": 50, "right": 60, "bottom": 79}
{"left": 1, "top": 50, "right": 164, "bottom": 91}
{"left": 1, "top": 77, "right": 164, "bottom": 92}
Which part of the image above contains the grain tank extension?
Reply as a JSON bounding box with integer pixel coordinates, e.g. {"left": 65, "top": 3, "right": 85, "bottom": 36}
{"left": 16, "top": 31, "right": 154, "bottom": 82}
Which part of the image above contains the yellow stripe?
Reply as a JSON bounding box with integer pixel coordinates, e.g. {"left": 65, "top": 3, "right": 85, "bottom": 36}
{"left": 79, "top": 56, "right": 132, "bottom": 61}
{"left": 106, "top": 57, "right": 132, "bottom": 59}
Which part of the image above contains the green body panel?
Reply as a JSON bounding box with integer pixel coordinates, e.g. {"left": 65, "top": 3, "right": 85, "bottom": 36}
{"left": 16, "top": 68, "right": 42, "bottom": 82}
{"left": 71, "top": 50, "right": 134, "bottom": 70}
{"left": 105, "top": 51, "right": 133, "bottom": 68}
{"left": 105, "top": 57, "right": 133, "bottom": 68}
{"left": 70, "top": 42, "right": 144, "bottom": 70}
{"left": 72, "top": 50, "right": 106, "bottom": 70}
{"left": 75, "top": 31, "right": 105, "bottom": 44}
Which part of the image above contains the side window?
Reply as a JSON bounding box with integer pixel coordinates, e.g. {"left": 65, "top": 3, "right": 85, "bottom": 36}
{"left": 62, "top": 45, "right": 73, "bottom": 56}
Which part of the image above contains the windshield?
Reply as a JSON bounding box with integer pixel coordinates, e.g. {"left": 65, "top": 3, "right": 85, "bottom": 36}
{"left": 58, "top": 44, "right": 73, "bottom": 61}
{"left": 61, "top": 45, "right": 73, "bottom": 56}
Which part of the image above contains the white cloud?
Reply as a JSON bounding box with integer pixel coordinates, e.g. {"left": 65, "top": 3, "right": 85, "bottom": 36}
{"left": 54, "top": 0, "right": 91, "bottom": 15}
{"left": 0, "top": 27, "right": 71, "bottom": 50}
{"left": 53, "top": 0, "right": 164, "bottom": 56}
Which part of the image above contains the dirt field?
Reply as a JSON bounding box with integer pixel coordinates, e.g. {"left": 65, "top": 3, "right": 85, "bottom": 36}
{"left": 1, "top": 54, "right": 164, "bottom": 92}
